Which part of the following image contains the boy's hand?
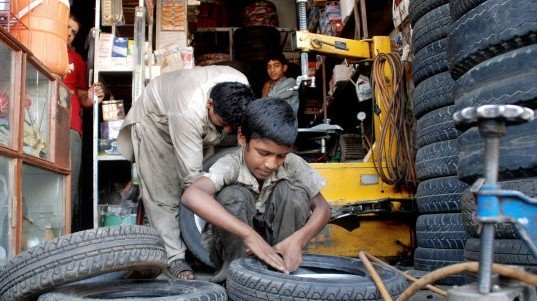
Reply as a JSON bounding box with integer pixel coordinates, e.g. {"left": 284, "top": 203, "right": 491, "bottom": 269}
{"left": 243, "top": 229, "right": 289, "bottom": 275}
{"left": 273, "top": 234, "right": 305, "bottom": 272}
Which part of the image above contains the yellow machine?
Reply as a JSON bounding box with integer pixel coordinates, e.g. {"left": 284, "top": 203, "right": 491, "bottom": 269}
{"left": 294, "top": 1, "right": 416, "bottom": 260}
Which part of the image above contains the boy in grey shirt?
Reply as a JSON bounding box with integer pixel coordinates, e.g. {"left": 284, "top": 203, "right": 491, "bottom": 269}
{"left": 181, "top": 98, "right": 330, "bottom": 282}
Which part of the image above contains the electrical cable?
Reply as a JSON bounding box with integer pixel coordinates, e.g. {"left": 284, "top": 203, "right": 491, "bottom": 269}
{"left": 369, "top": 53, "right": 417, "bottom": 192}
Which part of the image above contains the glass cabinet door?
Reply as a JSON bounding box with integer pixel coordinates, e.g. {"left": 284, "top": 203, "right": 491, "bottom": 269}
{"left": 0, "top": 156, "right": 13, "bottom": 268}
{"left": 23, "top": 63, "right": 52, "bottom": 160}
{"left": 0, "top": 40, "right": 17, "bottom": 148}
{"left": 21, "top": 164, "right": 65, "bottom": 250}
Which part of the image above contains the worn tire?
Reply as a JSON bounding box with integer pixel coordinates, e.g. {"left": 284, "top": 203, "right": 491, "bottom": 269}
{"left": 0, "top": 226, "right": 167, "bottom": 301}
{"left": 449, "top": 0, "right": 485, "bottom": 21}
{"left": 416, "top": 213, "right": 469, "bottom": 249}
{"left": 416, "top": 176, "right": 468, "bottom": 214}
{"left": 412, "top": 72, "right": 454, "bottom": 119}
{"left": 414, "top": 247, "right": 466, "bottom": 285}
{"left": 416, "top": 105, "right": 459, "bottom": 148}
{"left": 37, "top": 279, "right": 227, "bottom": 301}
{"left": 464, "top": 238, "right": 537, "bottom": 272}
{"left": 457, "top": 119, "right": 537, "bottom": 182}
{"left": 179, "top": 147, "right": 240, "bottom": 268}
{"left": 461, "top": 177, "right": 537, "bottom": 239}
{"left": 415, "top": 139, "right": 458, "bottom": 181}
{"left": 178, "top": 206, "right": 212, "bottom": 268}
{"left": 412, "top": 4, "right": 451, "bottom": 54}
{"left": 227, "top": 255, "right": 408, "bottom": 301}
{"left": 447, "top": 0, "right": 537, "bottom": 79}
{"left": 453, "top": 45, "right": 537, "bottom": 113}
{"left": 413, "top": 39, "right": 448, "bottom": 85}
{"left": 409, "top": 0, "right": 448, "bottom": 26}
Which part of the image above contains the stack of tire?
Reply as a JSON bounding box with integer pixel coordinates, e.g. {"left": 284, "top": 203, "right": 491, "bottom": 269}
{"left": 447, "top": 0, "right": 537, "bottom": 277}
{"left": 409, "top": 0, "right": 470, "bottom": 285}
{"left": 0, "top": 225, "right": 227, "bottom": 301}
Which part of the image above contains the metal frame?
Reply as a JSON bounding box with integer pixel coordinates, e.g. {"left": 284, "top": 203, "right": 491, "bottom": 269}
{"left": 91, "top": 0, "right": 153, "bottom": 228}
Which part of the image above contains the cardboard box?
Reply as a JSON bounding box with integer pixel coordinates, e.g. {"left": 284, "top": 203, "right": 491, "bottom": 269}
{"left": 102, "top": 100, "right": 125, "bottom": 121}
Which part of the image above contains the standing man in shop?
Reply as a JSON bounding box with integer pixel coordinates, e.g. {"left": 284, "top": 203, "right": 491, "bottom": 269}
{"left": 64, "top": 14, "right": 105, "bottom": 231}
{"left": 118, "top": 66, "right": 255, "bottom": 280}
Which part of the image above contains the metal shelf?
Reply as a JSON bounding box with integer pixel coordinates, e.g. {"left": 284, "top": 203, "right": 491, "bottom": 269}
{"left": 97, "top": 155, "right": 127, "bottom": 161}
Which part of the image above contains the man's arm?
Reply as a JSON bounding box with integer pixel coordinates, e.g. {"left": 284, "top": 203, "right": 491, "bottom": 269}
{"left": 273, "top": 193, "right": 331, "bottom": 272}
{"left": 181, "top": 176, "right": 289, "bottom": 274}
{"left": 79, "top": 83, "right": 105, "bottom": 108}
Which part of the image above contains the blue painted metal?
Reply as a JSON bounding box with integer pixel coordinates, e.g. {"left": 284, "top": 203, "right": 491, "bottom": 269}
{"left": 477, "top": 188, "right": 537, "bottom": 259}
{"left": 476, "top": 184, "right": 501, "bottom": 222}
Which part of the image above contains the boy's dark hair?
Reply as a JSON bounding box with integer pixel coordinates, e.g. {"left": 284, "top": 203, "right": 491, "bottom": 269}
{"left": 265, "top": 52, "right": 288, "bottom": 66}
{"left": 241, "top": 97, "right": 297, "bottom": 147}
{"left": 211, "top": 82, "right": 255, "bottom": 129}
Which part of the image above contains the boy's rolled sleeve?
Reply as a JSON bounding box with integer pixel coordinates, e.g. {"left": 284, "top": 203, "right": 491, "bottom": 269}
{"left": 288, "top": 154, "right": 327, "bottom": 200}
{"left": 202, "top": 153, "right": 240, "bottom": 192}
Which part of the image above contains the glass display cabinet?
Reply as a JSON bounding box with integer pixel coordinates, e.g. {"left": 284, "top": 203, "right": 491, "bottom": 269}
{"left": 23, "top": 60, "right": 53, "bottom": 160}
{"left": 0, "top": 27, "right": 70, "bottom": 268}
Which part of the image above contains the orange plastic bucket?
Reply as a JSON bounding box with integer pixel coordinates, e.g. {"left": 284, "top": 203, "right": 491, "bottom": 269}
{"left": 10, "top": 0, "right": 70, "bottom": 76}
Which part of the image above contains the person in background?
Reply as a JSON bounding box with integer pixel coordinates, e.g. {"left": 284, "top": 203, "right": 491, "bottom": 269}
{"left": 64, "top": 14, "right": 105, "bottom": 231}
{"left": 261, "top": 53, "right": 299, "bottom": 119}
{"left": 181, "top": 98, "right": 331, "bottom": 282}
{"left": 118, "top": 66, "right": 255, "bottom": 280}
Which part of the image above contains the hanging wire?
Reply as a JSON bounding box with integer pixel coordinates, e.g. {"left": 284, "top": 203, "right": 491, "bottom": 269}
{"left": 368, "top": 52, "right": 418, "bottom": 192}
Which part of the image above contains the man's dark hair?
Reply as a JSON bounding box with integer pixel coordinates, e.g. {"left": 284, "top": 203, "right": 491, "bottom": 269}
{"left": 241, "top": 97, "right": 297, "bottom": 147}
{"left": 211, "top": 82, "right": 255, "bottom": 129}
{"left": 69, "top": 13, "right": 81, "bottom": 27}
{"left": 265, "top": 52, "right": 288, "bottom": 66}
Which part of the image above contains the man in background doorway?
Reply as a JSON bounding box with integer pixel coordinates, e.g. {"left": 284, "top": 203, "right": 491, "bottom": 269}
{"left": 64, "top": 14, "right": 105, "bottom": 231}
{"left": 261, "top": 53, "right": 299, "bottom": 119}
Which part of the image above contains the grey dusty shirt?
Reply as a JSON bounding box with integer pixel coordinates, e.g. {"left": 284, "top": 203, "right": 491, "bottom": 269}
{"left": 268, "top": 77, "right": 299, "bottom": 118}
{"left": 118, "top": 66, "right": 249, "bottom": 189}
{"left": 204, "top": 148, "right": 327, "bottom": 213}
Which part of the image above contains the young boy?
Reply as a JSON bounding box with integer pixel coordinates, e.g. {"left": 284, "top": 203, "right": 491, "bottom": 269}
{"left": 261, "top": 53, "right": 299, "bottom": 119}
{"left": 181, "top": 98, "right": 331, "bottom": 282}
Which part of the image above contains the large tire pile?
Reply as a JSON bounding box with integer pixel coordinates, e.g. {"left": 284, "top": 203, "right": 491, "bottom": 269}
{"left": 448, "top": 0, "right": 537, "bottom": 280}
{"left": 409, "top": 0, "right": 469, "bottom": 285}
{"left": 410, "top": 0, "right": 537, "bottom": 284}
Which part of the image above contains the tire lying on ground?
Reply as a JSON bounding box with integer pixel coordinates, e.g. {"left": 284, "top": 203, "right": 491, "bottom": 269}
{"left": 227, "top": 255, "right": 408, "bottom": 301}
{"left": 0, "top": 225, "right": 167, "bottom": 301}
{"left": 37, "top": 279, "right": 227, "bottom": 301}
